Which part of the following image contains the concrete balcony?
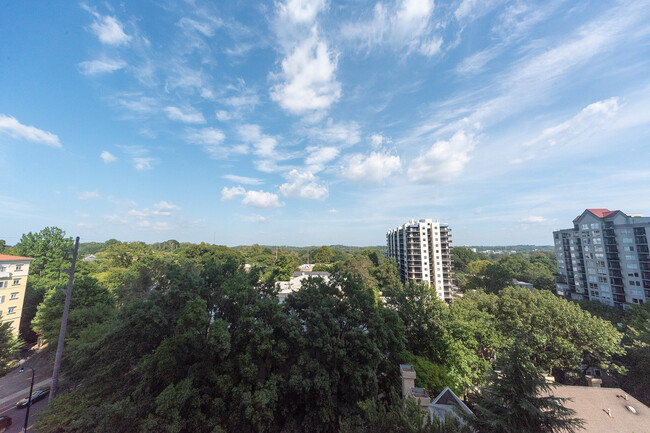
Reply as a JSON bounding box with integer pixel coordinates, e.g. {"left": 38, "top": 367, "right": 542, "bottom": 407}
{"left": 0, "top": 271, "right": 12, "bottom": 279}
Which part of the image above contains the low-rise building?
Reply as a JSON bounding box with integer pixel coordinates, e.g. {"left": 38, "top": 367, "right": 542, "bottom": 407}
{"left": 399, "top": 364, "right": 473, "bottom": 425}
{"left": 0, "top": 254, "right": 34, "bottom": 336}
{"left": 548, "top": 385, "right": 649, "bottom": 433}
{"left": 276, "top": 271, "right": 330, "bottom": 302}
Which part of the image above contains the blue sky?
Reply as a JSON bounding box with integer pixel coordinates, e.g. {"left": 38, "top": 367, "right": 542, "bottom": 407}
{"left": 1, "top": 0, "right": 650, "bottom": 246}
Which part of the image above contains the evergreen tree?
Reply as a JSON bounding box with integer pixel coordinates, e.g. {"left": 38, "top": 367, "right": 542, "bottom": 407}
{"left": 464, "top": 342, "right": 584, "bottom": 433}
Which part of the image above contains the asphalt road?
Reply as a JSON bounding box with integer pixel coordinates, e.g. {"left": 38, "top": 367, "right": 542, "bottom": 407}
{"left": 1, "top": 397, "right": 48, "bottom": 433}
{"left": 0, "top": 348, "right": 53, "bottom": 433}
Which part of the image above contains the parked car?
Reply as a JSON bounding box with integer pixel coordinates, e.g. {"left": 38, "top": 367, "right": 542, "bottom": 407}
{"left": 0, "top": 415, "right": 12, "bottom": 432}
{"left": 15, "top": 387, "right": 50, "bottom": 408}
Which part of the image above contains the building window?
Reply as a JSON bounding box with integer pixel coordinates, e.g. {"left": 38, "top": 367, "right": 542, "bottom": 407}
{"left": 0, "top": 281, "right": 6, "bottom": 289}
{"left": 15, "top": 264, "right": 23, "bottom": 271}
{"left": 591, "top": 223, "right": 600, "bottom": 229}
{"left": 0, "top": 265, "right": 5, "bottom": 271}
{"left": 0, "top": 295, "right": 4, "bottom": 303}
{"left": 7, "top": 306, "right": 16, "bottom": 314}
{"left": 12, "top": 279, "right": 20, "bottom": 285}
{"left": 10, "top": 292, "right": 18, "bottom": 300}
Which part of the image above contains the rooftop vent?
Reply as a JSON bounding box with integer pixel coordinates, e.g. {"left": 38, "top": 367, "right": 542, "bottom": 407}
{"left": 625, "top": 405, "right": 637, "bottom": 414}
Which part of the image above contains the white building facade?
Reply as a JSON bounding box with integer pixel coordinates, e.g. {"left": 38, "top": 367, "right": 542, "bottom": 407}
{"left": 554, "top": 209, "right": 649, "bottom": 308}
{"left": 387, "top": 219, "right": 453, "bottom": 301}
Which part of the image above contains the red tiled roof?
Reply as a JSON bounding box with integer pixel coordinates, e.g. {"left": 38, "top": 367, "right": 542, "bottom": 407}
{"left": 573, "top": 209, "right": 620, "bottom": 222}
{"left": 0, "top": 254, "right": 34, "bottom": 261}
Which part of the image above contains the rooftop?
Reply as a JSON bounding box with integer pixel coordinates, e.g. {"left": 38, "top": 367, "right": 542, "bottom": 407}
{"left": 0, "top": 254, "right": 34, "bottom": 261}
{"left": 549, "top": 385, "right": 649, "bottom": 433}
{"left": 573, "top": 208, "right": 621, "bottom": 222}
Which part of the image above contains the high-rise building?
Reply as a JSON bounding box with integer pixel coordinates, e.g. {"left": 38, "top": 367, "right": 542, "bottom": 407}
{"left": 387, "top": 219, "right": 453, "bottom": 301}
{"left": 554, "top": 209, "right": 649, "bottom": 308}
{"left": 0, "top": 253, "right": 34, "bottom": 336}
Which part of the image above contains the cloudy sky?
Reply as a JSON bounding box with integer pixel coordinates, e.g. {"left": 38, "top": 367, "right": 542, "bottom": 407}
{"left": 1, "top": 0, "right": 650, "bottom": 246}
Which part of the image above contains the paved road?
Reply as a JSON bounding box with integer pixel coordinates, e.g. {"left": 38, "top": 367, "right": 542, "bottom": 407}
{"left": 0, "top": 397, "right": 48, "bottom": 433}
{"left": 0, "top": 349, "right": 53, "bottom": 433}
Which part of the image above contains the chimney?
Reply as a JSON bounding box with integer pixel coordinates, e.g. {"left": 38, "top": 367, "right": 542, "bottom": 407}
{"left": 400, "top": 364, "right": 416, "bottom": 398}
{"left": 586, "top": 375, "right": 602, "bottom": 387}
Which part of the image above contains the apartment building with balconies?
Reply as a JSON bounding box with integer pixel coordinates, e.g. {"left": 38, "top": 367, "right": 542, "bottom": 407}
{"left": 387, "top": 219, "right": 453, "bottom": 301}
{"left": 553, "top": 209, "right": 650, "bottom": 308}
{"left": 0, "top": 254, "right": 33, "bottom": 336}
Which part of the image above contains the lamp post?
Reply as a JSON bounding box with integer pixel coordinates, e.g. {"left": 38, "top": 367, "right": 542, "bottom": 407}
{"left": 19, "top": 366, "right": 35, "bottom": 433}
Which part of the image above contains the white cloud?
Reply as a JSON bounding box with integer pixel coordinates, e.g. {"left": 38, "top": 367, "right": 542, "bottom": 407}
{"left": 341, "top": 0, "right": 438, "bottom": 56}
{"left": 0, "top": 114, "right": 61, "bottom": 148}
{"left": 242, "top": 190, "right": 284, "bottom": 208}
{"left": 187, "top": 127, "right": 229, "bottom": 159}
{"left": 519, "top": 216, "right": 548, "bottom": 223}
{"left": 134, "top": 157, "right": 154, "bottom": 171}
{"left": 82, "top": 5, "right": 131, "bottom": 46}
{"left": 328, "top": 208, "right": 338, "bottom": 213}
{"left": 341, "top": 151, "right": 402, "bottom": 184}
{"left": 455, "top": 0, "right": 504, "bottom": 23}
{"left": 78, "top": 191, "right": 100, "bottom": 200}
{"left": 178, "top": 16, "right": 222, "bottom": 37}
{"left": 100, "top": 151, "right": 117, "bottom": 163}
{"left": 221, "top": 186, "right": 246, "bottom": 201}
{"left": 525, "top": 97, "right": 620, "bottom": 148}
{"left": 164, "top": 106, "right": 206, "bottom": 124}
{"left": 224, "top": 91, "right": 259, "bottom": 110}
{"left": 238, "top": 124, "right": 278, "bottom": 158}
{"left": 216, "top": 110, "right": 232, "bottom": 121}
{"left": 280, "top": 169, "right": 328, "bottom": 200}
{"left": 152, "top": 201, "right": 180, "bottom": 216}
{"left": 112, "top": 93, "right": 159, "bottom": 116}
{"left": 277, "top": 0, "right": 327, "bottom": 25}
{"left": 270, "top": 29, "right": 341, "bottom": 115}
{"left": 305, "top": 146, "right": 340, "bottom": 172}
{"left": 370, "top": 133, "right": 391, "bottom": 148}
{"left": 222, "top": 174, "right": 264, "bottom": 185}
{"left": 243, "top": 214, "right": 269, "bottom": 223}
{"left": 302, "top": 119, "right": 361, "bottom": 145}
{"left": 79, "top": 58, "right": 126, "bottom": 75}
{"left": 408, "top": 131, "right": 475, "bottom": 183}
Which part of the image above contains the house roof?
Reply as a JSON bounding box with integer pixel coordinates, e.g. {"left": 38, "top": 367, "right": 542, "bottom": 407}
{"left": 0, "top": 254, "right": 34, "bottom": 261}
{"left": 573, "top": 209, "right": 621, "bottom": 222}
{"left": 431, "top": 387, "right": 473, "bottom": 415}
{"left": 549, "top": 386, "right": 649, "bottom": 433}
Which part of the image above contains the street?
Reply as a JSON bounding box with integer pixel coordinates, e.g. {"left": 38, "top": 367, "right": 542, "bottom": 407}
{"left": 0, "top": 349, "right": 52, "bottom": 433}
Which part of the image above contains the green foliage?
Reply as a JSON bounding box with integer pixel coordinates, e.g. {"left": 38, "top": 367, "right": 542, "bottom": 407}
{"left": 265, "top": 250, "right": 298, "bottom": 282}
{"left": 0, "top": 315, "right": 22, "bottom": 374}
{"left": 15, "top": 226, "right": 74, "bottom": 276}
{"left": 355, "top": 394, "right": 471, "bottom": 433}
{"left": 312, "top": 245, "right": 334, "bottom": 263}
{"left": 451, "top": 247, "right": 487, "bottom": 272}
{"left": 385, "top": 282, "right": 450, "bottom": 364}
{"left": 465, "top": 261, "right": 511, "bottom": 293}
{"left": 32, "top": 275, "right": 117, "bottom": 354}
{"left": 405, "top": 353, "right": 456, "bottom": 397}
{"left": 455, "top": 287, "right": 625, "bottom": 375}
{"left": 35, "top": 260, "right": 405, "bottom": 433}
{"left": 14, "top": 227, "right": 74, "bottom": 340}
{"left": 457, "top": 250, "right": 557, "bottom": 294}
{"left": 463, "top": 343, "right": 584, "bottom": 433}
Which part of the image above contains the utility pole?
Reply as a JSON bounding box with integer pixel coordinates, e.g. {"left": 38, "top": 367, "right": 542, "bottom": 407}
{"left": 49, "top": 236, "right": 79, "bottom": 402}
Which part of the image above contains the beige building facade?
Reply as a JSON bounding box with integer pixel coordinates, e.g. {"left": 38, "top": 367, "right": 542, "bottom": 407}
{"left": 387, "top": 219, "right": 453, "bottom": 301}
{"left": 0, "top": 254, "right": 33, "bottom": 336}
